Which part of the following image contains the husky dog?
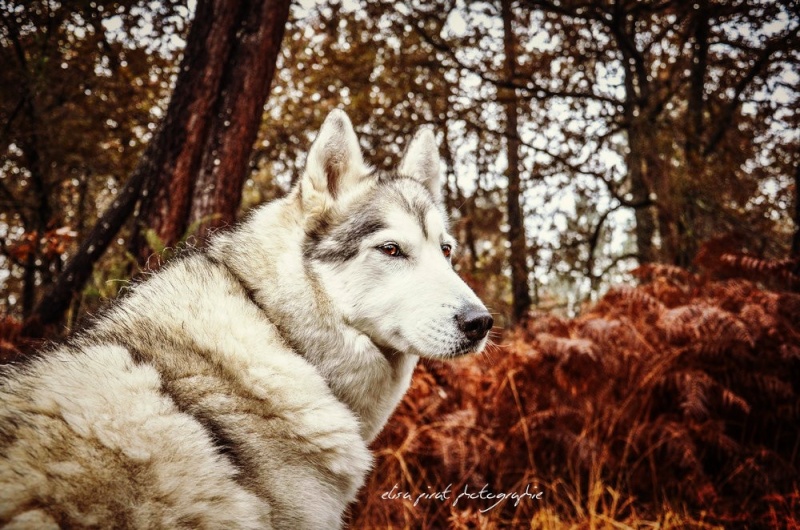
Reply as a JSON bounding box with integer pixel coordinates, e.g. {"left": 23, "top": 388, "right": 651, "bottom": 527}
{"left": 0, "top": 110, "right": 492, "bottom": 529}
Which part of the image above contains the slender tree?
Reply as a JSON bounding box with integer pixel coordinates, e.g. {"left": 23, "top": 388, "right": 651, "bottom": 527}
{"left": 792, "top": 164, "right": 800, "bottom": 260}
{"left": 0, "top": 1, "right": 181, "bottom": 321}
{"left": 501, "top": 0, "right": 532, "bottom": 322}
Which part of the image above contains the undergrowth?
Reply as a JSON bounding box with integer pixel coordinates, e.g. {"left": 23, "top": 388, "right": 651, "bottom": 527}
{"left": 349, "top": 260, "right": 800, "bottom": 529}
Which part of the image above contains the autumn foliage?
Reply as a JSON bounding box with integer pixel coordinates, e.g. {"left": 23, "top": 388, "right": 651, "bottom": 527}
{"left": 349, "top": 261, "right": 800, "bottom": 528}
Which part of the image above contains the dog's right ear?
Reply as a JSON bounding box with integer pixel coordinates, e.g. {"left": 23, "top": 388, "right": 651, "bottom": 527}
{"left": 302, "top": 109, "right": 367, "bottom": 201}
{"left": 398, "top": 127, "right": 443, "bottom": 205}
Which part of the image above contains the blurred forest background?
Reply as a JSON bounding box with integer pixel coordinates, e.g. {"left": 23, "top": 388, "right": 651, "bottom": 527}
{"left": 1, "top": 0, "right": 799, "bottom": 527}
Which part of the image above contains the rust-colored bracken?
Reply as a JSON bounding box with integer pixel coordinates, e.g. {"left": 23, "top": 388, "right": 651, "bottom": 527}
{"left": 349, "top": 260, "right": 800, "bottom": 529}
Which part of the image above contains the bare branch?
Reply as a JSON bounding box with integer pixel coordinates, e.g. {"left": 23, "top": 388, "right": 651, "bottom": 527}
{"left": 704, "top": 26, "right": 800, "bottom": 156}
{"left": 411, "top": 17, "right": 622, "bottom": 106}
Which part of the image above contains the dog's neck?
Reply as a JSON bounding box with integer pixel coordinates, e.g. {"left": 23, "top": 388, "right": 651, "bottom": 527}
{"left": 209, "top": 194, "right": 418, "bottom": 441}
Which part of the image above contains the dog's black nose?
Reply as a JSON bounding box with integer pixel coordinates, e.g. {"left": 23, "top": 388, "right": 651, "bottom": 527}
{"left": 456, "top": 306, "right": 493, "bottom": 341}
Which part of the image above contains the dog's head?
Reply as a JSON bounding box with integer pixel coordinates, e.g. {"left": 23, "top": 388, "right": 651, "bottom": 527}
{"left": 300, "top": 110, "right": 493, "bottom": 359}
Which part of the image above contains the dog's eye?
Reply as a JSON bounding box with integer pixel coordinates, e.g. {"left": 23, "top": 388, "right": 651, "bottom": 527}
{"left": 441, "top": 244, "right": 452, "bottom": 258}
{"left": 379, "top": 243, "right": 402, "bottom": 257}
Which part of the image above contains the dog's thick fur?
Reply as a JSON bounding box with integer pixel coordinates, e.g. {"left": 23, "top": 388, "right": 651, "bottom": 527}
{"left": 0, "top": 110, "right": 492, "bottom": 529}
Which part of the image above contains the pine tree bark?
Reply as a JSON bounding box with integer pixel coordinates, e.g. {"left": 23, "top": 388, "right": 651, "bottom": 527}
{"left": 133, "top": 0, "right": 289, "bottom": 259}
{"left": 26, "top": 0, "right": 289, "bottom": 332}
{"left": 129, "top": 0, "right": 243, "bottom": 263}
{"left": 188, "top": 0, "right": 290, "bottom": 240}
{"left": 501, "top": 0, "right": 532, "bottom": 323}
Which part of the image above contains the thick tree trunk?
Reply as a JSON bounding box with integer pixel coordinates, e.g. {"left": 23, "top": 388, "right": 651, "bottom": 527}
{"left": 188, "top": 0, "right": 290, "bottom": 240}
{"left": 131, "top": 0, "right": 246, "bottom": 262}
{"left": 26, "top": 0, "right": 289, "bottom": 332}
{"left": 501, "top": 0, "right": 532, "bottom": 323}
{"left": 133, "top": 0, "right": 290, "bottom": 258}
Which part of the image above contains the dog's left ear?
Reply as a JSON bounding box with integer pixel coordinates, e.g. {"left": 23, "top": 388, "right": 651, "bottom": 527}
{"left": 398, "top": 127, "right": 443, "bottom": 204}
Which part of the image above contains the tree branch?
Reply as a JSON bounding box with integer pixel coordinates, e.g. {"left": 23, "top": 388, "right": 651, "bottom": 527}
{"left": 704, "top": 25, "right": 800, "bottom": 156}
{"left": 411, "top": 17, "right": 622, "bottom": 106}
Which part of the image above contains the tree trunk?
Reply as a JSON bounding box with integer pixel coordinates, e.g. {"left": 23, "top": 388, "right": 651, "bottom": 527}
{"left": 188, "top": 0, "right": 290, "bottom": 240}
{"left": 131, "top": 0, "right": 247, "bottom": 262}
{"left": 678, "top": 0, "right": 709, "bottom": 268}
{"left": 501, "top": 0, "right": 532, "bottom": 323}
{"left": 627, "top": 119, "right": 658, "bottom": 265}
{"left": 133, "top": 0, "right": 289, "bottom": 258}
{"left": 4, "top": 12, "right": 52, "bottom": 319}
{"left": 26, "top": 0, "right": 289, "bottom": 332}
{"left": 609, "top": 4, "right": 658, "bottom": 266}
{"left": 792, "top": 164, "right": 800, "bottom": 260}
